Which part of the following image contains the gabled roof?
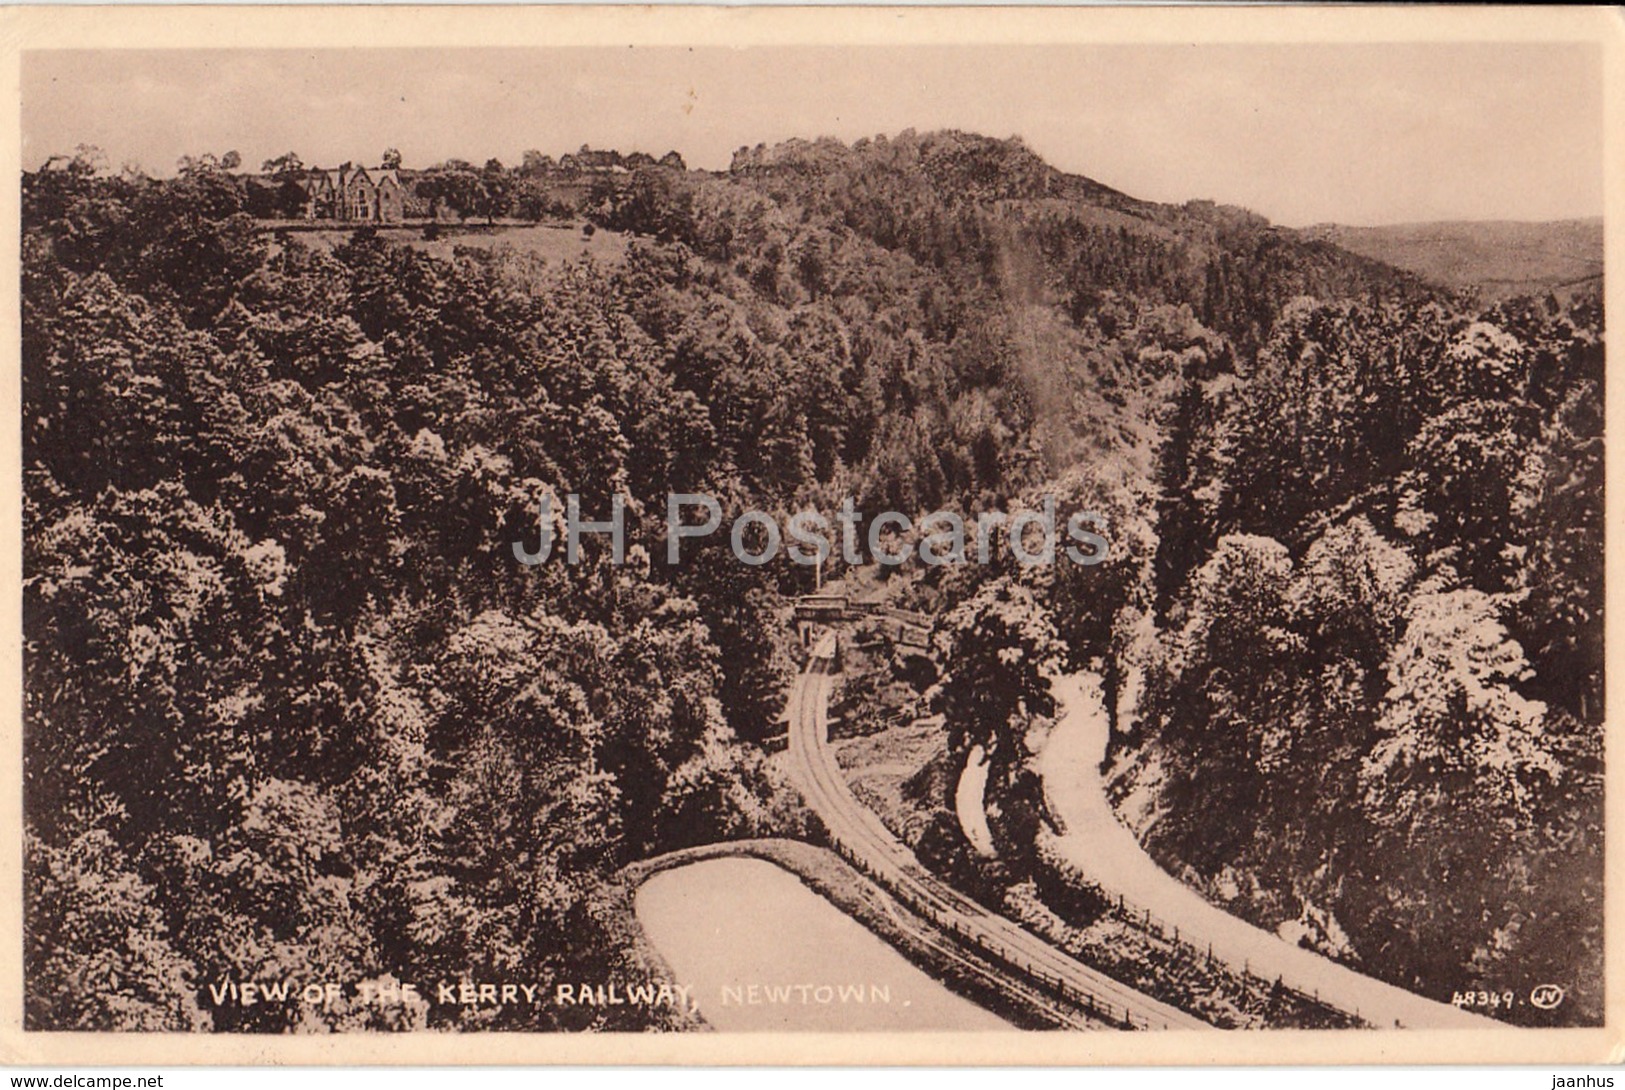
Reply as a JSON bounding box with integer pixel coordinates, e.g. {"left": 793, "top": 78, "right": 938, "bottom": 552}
{"left": 335, "top": 166, "right": 402, "bottom": 188}
{"left": 294, "top": 166, "right": 399, "bottom": 193}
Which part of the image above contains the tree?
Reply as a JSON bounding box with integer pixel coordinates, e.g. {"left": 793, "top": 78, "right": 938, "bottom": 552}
{"left": 1145, "top": 534, "right": 1299, "bottom": 870}
{"left": 261, "top": 153, "right": 309, "bottom": 214}
{"left": 1394, "top": 399, "right": 1538, "bottom": 592}
{"left": 418, "top": 166, "right": 511, "bottom": 224}
{"left": 1364, "top": 587, "right": 1557, "bottom": 823}
{"left": 381, "top": 147, "right": 403, "bottom": 170}
{"left": 1275, "top": 518, "right": 1416, "bottom": 863}
{"left": 1289, "top": 517, "right": 1416, "bottom": 707}
{"left": 593, "top": 166, "right": 694, "bottom": 242}
{"left": 26, "top": 828, "right": 207, "bottom": 1031}
{"left": 176, "top": 151, "right": 240, "bottom": 178}
{"left": 1354, "top": 586, "right": 1563, "bottom": 994}
{"left": 929, "top": 577, "right": 1061, "bottom": 800}
{"left": 520, "top": 149, "right": 554, "bottom": 176}
{"left": 1149, "top": 317, "right": 1231, "bottom": 616}
{"left": 477, "top": 161, "right": 513, "bottom": 223}
{"left": 1040, "top": 464, "right": 1156, "bottom": 733}
{"left": 39, "top": 143, "right": 107, "bottom": 177}
{"left": 262, "top": 151, "right": 304, "bottom": 180}
{"left": 512, "top": 178, "right": 562, "bottom": 222}
{"left": 668, "top": 537, "right": 797, "bottom": 743}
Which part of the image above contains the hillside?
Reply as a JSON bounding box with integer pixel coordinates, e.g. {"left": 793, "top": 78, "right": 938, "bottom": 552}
{"left": 1300, "top": 218, "right": 1603, "bottom": 300}
{"left": 20, "top": 128, "right": 1604, "bottom": 1032}
{"left": 707, "top": 131, "right": 1430, "bottom": 360}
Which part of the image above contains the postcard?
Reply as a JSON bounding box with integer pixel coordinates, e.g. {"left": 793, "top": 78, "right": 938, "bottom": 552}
{"left": 3, "top": 4, "right": 1619, "bottom": 1066}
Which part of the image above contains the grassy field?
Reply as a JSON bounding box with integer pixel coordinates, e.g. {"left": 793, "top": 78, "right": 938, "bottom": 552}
{"left": 837, "top": 720, "right": 946, "bottom": 848}
{"left": 268, "top": 220, "right": 634, "bottom": 267}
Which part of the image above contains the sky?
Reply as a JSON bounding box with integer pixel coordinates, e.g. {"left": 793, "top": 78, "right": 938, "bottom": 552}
{"left": 21, "top": 43, "right": 1605, "bottom": 227}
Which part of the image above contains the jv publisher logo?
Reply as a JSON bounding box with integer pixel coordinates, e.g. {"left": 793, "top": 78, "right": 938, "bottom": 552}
{"left": 1530, "top": 984, "right": 1566, "bottom": 1011}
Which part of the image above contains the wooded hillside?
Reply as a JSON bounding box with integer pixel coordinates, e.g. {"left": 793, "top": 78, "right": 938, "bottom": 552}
{"left": 22, "top": 130, "right": 1602, "bottom": 1029}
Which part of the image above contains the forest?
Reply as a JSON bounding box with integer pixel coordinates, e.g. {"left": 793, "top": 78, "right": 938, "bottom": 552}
{"left": 21, "top": 129, "right": 1603, "bottom": 1029}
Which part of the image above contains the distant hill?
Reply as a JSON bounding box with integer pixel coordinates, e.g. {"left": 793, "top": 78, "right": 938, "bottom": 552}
{"left": 1299, "top": 218, "right": 1602, "bottom": 300}
{"left": 720, "top": 130, "right": 1430, "bottom": 358}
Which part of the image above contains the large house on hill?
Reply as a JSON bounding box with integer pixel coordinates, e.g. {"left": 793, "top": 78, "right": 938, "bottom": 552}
{"left": 298, "top": 164, "right": 404, "bottom": 223}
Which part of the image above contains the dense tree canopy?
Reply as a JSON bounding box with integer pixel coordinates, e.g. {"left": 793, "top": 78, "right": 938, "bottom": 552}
{"left": 21, "top": 128, "right": 1603, "bottom": 1029}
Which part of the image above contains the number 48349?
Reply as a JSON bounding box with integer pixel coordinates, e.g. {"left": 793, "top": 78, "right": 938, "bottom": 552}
{"left": 1451, "top": 990, "right": 1515, "bottom": 1011}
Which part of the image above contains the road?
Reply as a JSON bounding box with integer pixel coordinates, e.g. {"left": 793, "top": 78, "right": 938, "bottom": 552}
{"left": 786, "top": 632, "right": 1210, "bottom": 1031}
{"left": 1040, "top": 672, "right": 1496, "bottom": 1030}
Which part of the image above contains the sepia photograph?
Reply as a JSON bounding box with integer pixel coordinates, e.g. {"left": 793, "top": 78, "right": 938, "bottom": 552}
{"left": 4, "top": 4, "right": 1618, "bottom": 1068}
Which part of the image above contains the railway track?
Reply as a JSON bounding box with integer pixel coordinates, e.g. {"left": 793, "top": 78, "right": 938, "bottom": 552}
{"left": 785, "top": 632, "right": 1210, "bottom": 1031}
